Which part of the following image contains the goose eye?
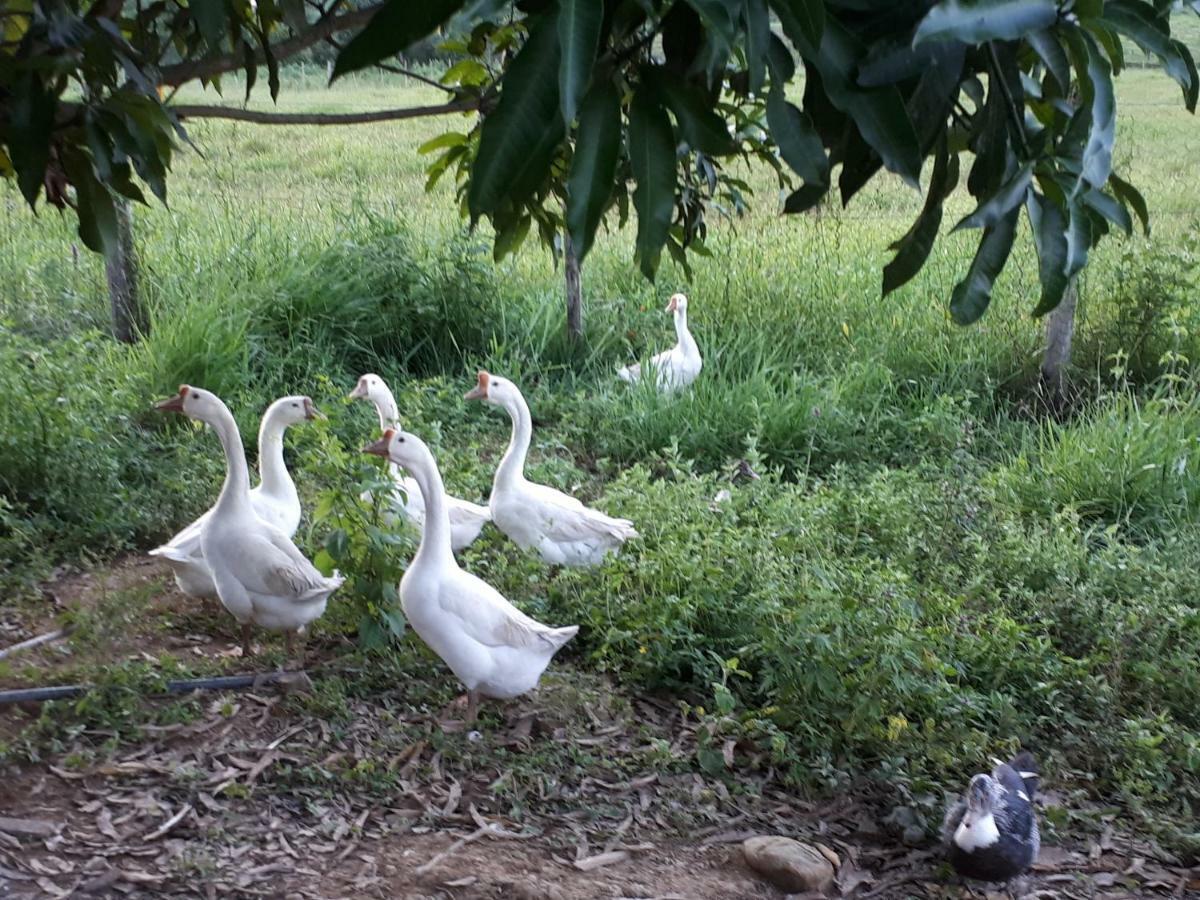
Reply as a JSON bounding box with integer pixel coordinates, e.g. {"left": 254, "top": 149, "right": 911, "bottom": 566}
{"left": 397, "top": 436, "right": 406, "bottom": 443}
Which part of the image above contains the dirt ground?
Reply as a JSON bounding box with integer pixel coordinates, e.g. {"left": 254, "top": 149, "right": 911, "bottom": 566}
{"left": 1, "top": 559, "right": 1198, "bottom": 899}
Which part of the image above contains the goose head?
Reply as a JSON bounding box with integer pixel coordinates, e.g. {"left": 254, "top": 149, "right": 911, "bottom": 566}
{"left": 155, "top": 384, "right": 224, "bottom": 424}
{"left": 269, "top": 395, "right": 324, "bottom": 426}
{"left": 463, "top": 370, "right": 520, "bottom": 409}
{"left": 960, "top": 773, "right": 1003, "bottom": 827}
{"left": 348, "top": 373, "right": 385, "bottom": 404}
{"left": 666, "top": 293, "right": 688, "bottom": 314}
{"left": 362, "top": 427, "right": 429, "bottom": 469}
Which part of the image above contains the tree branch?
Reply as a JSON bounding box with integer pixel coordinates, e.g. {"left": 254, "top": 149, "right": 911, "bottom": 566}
{"left": 157, "top": 3, "right": 381, "bottom": 87}
{"left": 168, "top": 99, "right": 478, "bottom": 125}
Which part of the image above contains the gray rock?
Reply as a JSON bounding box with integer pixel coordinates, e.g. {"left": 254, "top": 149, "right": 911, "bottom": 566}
{"left": 742, "top": 835, "right": 836, "bottom": 893}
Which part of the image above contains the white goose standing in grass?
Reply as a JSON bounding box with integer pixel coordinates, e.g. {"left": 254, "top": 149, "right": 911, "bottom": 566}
{"left": 155, "top": 386, "right": 342, "bottom": 658}
{"left": 349, "top": 373, "right": 490, "bottom": 552}
{"left": 943, "top": 750, "right": 1040, "bottom": 888}
{"left": 363, "top": 428, "right": 577, "bottom": 722}
{"left": 150, "top": 393, "right": 323, "bottom": 599}
{"left": 466, "top": 371, "right": 638, "bottom": 566}
{"left": 617, "top": 293, "right": 702, "bottom": 393}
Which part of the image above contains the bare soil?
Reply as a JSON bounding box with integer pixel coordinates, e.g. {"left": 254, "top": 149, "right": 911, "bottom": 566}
{"left": 1, "top": 560, "right": 1197, "bottom": 899}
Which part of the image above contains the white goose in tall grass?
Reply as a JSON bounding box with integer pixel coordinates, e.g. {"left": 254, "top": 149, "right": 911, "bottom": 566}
{"left": 617, "top": 293, "right": 702, "bottom": 393}
{"left": 349, "top": 373, "right": 490, "bottom": 552}
{"left": 150, "top": 394, "right": 323, "bottom": 599}
{"left": 155, "top": 386, "right": 342, "bottom": 657}
{"left": 466, "top": 371, "right": 638, "bottom": 566}
{"left": 363, "top": 428, "right": 577, "bottom": 722}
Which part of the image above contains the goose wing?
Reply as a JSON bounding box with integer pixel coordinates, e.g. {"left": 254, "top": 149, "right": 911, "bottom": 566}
{"left": 527, "top": 486, "right": 637, "bottom": 542}
{"left": 440, "top": 570, "right": 575, "bottom": 651}
{"left": 223, "top": 528, "right": 339, "bottom": 602}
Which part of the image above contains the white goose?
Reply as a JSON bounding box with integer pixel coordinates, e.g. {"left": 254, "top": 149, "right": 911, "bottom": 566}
{"left": 466, "top": 371, "right": 638, "bottom": 566}
{"left": 155, "top": 386, "right": 343, "bottom": 657}
{"left": 349, "top": 373, "right": 490, "bottom": 552}
{"left": 617, "top": 292, "right": 702, "bottom": 392}
{"left": 363, "top": 427, "right": 577, "bottom": 722}
{"left": 150, "top": 394, "right": 323, "bottom": 598}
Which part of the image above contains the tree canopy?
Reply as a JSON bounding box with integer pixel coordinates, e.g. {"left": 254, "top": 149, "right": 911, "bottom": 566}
{"left": 1, "top": 0, "right": 1197, "bottom": 323}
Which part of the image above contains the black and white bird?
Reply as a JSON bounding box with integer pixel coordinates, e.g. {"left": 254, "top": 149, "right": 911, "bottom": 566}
{"left": 942, "top": 751, "right": 1040, "bottom": 887}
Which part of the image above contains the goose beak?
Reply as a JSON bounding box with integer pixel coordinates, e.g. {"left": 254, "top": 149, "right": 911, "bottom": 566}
{"left": 464, "top": 370, "right": 489, "bottom": 401}
{"left": 155, "top": 385, "right": 188, "bottom": 413}
{"left": 348, "top": 381, "right": 368, "bottom": 400}
{"left": 362, "top": 432, "right": 392, "bottom": 459}
{"left": 303, "top": 398, "right": 325, "bottom": 420}
{"left": 666, "top": 294, "right": 681, "bottom": 313}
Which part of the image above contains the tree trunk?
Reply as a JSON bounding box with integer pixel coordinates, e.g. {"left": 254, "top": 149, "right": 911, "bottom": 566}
{"left": 1040, "top": 279, "right": 1077, "bottom": 410}
{"left": 106, "top": 197, "right": 146, "bottom": 344}
{"left": 564, "top": 231, "right": 583, "bottom": 343}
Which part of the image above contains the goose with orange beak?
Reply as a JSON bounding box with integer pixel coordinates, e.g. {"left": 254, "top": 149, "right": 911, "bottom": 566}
{"left": 617, "top": 292, "right": 702, "bottom": 393}
{"left": 153, "top": 385, "right": 342, "bottom": 660}
{"left": 151, "top": 393, "right": 326, "bottom": 599}
{"left": 363, "top": 427, "right": 577, "bottom": 723}
{"left": 466, "top": 371, "right": 638, "bottom": 566}
{"left": 349, "top": 373, "right": 490, "bottom": 551}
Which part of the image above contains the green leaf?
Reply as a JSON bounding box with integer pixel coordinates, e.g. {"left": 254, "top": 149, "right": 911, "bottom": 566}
{"left": 1105, "top": 2, "right": 1200, "bottom": 110}
{"left": 440, "top": 58, "right": 490, "bottom": 86}
{"left": 1079, "top": 33, "right": 1115, "bottom": 189}
{"left": 953, "top": 162, "right": 1032, "bottom": 230}
{"left": 1027, "top": 190, "right": 1070, "bottom": 316}
{"left": 1063, "top": 193, "right": 1092, "bottom": 281}
{"left": 8, "top": 73, "right": 54, "bottom": 208}
{"left": 61, "top": 148, "right": 118, "bottom": 257}
{"left": 417, "top": 132, "right": 467, "bottom": 155}
{"left": 766, "top": 33, "right": 795, "bottom": 83}
{"left": 914, "top": 0, "right": 1057, "bottom": 47}
{"left": 191, "top": 0, "right": 228, "bottom": 50}
{"left": 566, "top": 79, "right": 621, "bottom": 262}
{"left": 558, "top": 0, "right": 602, "bottom": 124}
{"left": 467, "top": 13, "right": 565, "bottom": 218}
{"left": 883, "top": 139, "right": 953, "bottom": 296}
{"left": 766, "top": 88, "right": 828, "bottom": 186}
{"left": 1027, "top": 28, "right": 1070, "bottom": 93}
{"left": 685, "top": 0, "right": 739, "bottom": 47}
{"left": 949, "top": 206, "right": 1019, "bottom": 324}
{"left": 769, "top": 0, "right": 823, "bottom": 48}
{"left": 1082, "top": 187, "right": 1132, "bottom": 235}
{"left": 1109, "top": 171, "right": 1149, "bottom": 235}
{"left": 743, "top": 0, "right": 770, "bottom": 94}
{"left": 629, "top": 85, "right": 677, "bottom": 281}
{"left": 776, "top": 15, "right": 922, "bottom": 187}
{"left": 653, "top": 69, "right": 737, "bottom": 154}
{"left": 332, "top": 0, "right": 466, "bottom": 81}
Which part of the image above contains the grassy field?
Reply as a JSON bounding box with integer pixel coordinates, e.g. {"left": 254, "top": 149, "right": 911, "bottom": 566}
{"left": 2, "top": 59, "right": 1200, "bottom": 850}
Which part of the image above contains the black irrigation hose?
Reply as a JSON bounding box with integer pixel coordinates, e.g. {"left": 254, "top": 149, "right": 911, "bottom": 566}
{"left": 0, "top": 671, "right": 309, "bottom": 706}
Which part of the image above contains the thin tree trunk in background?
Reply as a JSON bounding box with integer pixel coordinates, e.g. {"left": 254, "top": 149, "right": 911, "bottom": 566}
{"left": 564, "top": 232, "right": 583, "bottom": 343}
{"left": 106, "top": 197, "right": 146, "bottom": 344}
{"left": 1040, "top": 279, "right": 1077, "bottom": 410}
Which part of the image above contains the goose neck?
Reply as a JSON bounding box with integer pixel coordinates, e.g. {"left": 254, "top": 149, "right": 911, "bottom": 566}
{"left": 495, "top": 392, "right": 531, "bottom": 490}
{"left": 407, "top": 449, "right": 454, "bottom": 568}
{"left": 257, "top": 411, "right": 297, "bottom": 503}
{"left": 210, "top": 405, "right": 253, "bottom": 517}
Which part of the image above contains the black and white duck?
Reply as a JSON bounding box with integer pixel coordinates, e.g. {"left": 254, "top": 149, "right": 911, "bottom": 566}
{"left": 943, "top": 750, "right": 1040, "bottom": 888}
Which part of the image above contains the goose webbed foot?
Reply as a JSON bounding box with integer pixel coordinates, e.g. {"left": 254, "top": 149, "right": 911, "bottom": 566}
{"left": 240, "top": 623, "right": 253, "bottom": 659}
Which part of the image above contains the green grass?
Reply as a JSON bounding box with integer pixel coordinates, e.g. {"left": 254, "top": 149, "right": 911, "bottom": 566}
{"left": 3, "top": 65, "right": 1200, "bottom": 843}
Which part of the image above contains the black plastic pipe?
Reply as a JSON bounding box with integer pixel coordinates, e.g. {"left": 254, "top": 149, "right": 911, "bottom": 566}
{"left": 0, "top": 671, "right": 305, "bottom": 706}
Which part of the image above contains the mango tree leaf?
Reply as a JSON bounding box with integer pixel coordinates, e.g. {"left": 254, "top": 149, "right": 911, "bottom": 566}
{"left": 629, "top": 85, "right": 677, "bottom": 280}
{"left": 783, "top": 180, "right": 830, "bottom": 213}
{"left": 1064, "top": 193, "right": 1092, "bottom": 280}
{"left": 743, "top": 0, "right": 769, "bottom": 93}
{"left": 685, "top": 0, "right": 738, "bottom": 47}
{"left": 1109, "top": 171, "right": 1149, "bottom": 234}
{"left": 1082, "top": 187, "right": 1132, "bottom": 235}
{"left": 775, "top": 13, "right": 922, "bottom": 187}
{"left": 190, "top": 0, "right": 228, "bottom": 50}
{"left": 953, "top": 161, "right": 1032, "bottom": 230}
{"left": 766, "top": 32, "right": 795, "bottom": 83}
{"left": 653, "top": 69, "right": 737, "bottom": 154}
{"left": 558, "top": 0, "right": 602, "bottom": 124}
{"left": 766, "top": 87, "right": 828, "bottom": 185}
{"left": 1079, "top": 33, "right": 1115, "bottom": 189}
{"left": 914, "top": 0, "right": 1057, "bottom": 47}
{"left": 949, "top": 206, "right": 1019, "bottom": 324}
{"left": 417, "top": 132, "right": 467, "bottom": 154}
{"left": 467, "top": 12, "right": 565, "bottom": 219}
{"left": 8, "top": 72, "right": 54, "bottom": 208}
{"left": 1027, "top": 190, "right": 1070, "bottom": 315}
{"left": 770, "top": 0, "right": 823, "bottom": 47}
{"left": 61, "top": 147, "right": 118, "bottom": 257}
{"left": 1027, "top": 28, "right": 1070, "bottom": 92}
{"left": 332, "top": 0, "right": 465, "bottom": 81}
{"left": 566, "top": 79, "right": 621, "bottom": 261}
{"left": 883, "top": 138, "right": 954, "bottom": 296}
